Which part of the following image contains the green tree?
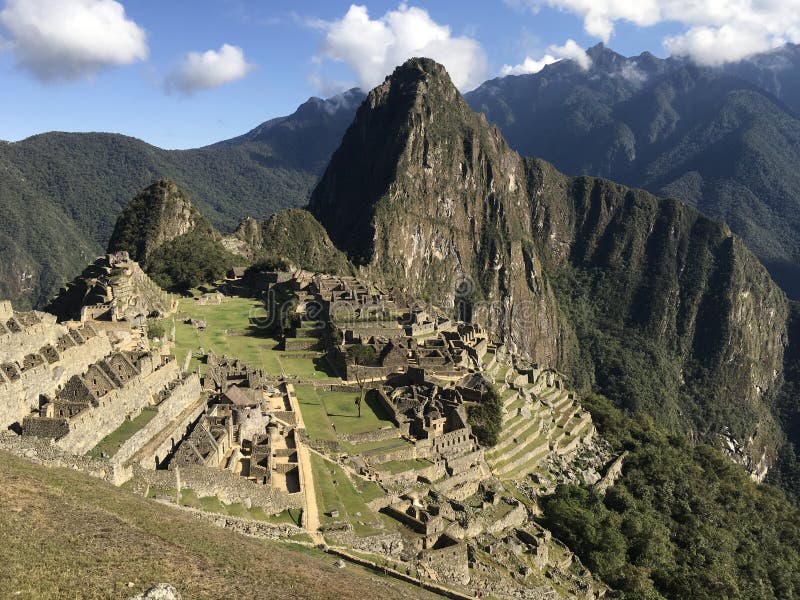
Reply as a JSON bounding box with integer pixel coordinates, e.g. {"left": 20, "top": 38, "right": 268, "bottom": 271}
{"left": 346, "top": 345, "right": 377, "bottom": 417}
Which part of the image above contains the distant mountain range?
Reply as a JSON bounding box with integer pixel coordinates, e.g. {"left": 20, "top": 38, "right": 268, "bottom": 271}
{"left": 0, "top": 88, "right": 364, "bottom": 308}
{"left": 4, "top": 43, "right": 800, "bottom": 309}
{"left": 465, "top": 43, "right": 800, "bottom": 297}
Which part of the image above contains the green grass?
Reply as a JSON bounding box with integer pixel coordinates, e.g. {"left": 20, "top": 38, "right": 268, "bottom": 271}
{"left": 295, "top": 386, "right": 396, "bottom": 439}
{"left": 87, "top": 408, "right": 157, "bottom": 458}
{"left": 294, "top": 385, "right": 337, "bottom": 442}
{"left": 0, "top": 450, "right": 435, "bottom": 599}
{"left": 171, "top": 297, "right": 337, "bottom": 379}
{"left": 374, "top": 459, "right": 433, "bottom": 474}
{"left": 310, "top": 453, "right": 384, "bottom": 536}
{"left": 265, "top": 508, "right": 303, "bottom": 526}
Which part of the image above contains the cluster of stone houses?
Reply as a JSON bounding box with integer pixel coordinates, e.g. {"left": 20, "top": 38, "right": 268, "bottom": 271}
{"left": 169, "top": 351, "right": 302, "bottom": 496}
{"left": 266, "top": 271, "right": 491, "bottom": 380}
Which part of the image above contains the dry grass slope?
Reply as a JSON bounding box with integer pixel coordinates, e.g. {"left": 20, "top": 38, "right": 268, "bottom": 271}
{"left": 0, "top": 451, "right": 436, "bottom": 600}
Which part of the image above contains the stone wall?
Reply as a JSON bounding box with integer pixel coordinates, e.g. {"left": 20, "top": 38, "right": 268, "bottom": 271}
{"left": 326, "top": 529, "right": 405, "bottom": 558}
{"left": 136, "top": 464, "right": 303, "bottom": 514}
{"left": 340, "top": 427, "right": 401, "bottom": 445}
{"left": 365, "top": 443, "right": 416, "bottom": 464}
{"left": 0, "top": 431, "right": 127, "bottom": 484}
{"left": 0, "top": 332, "right": 112, "bottom": 429}
{"left": 56, "top": 360, "right": 180, "bottom": 454}
{"left": 419, "top": 540, "right": 470, "bottom": 586}
{"left": 421, "top": 428, "right": 475, "bottom": 460}
{"left": 0, "top": 312, "right": 60, "bottom": 364}
{"left": 183, "top": 505, "right": 305, "bottom": 539}
{"left": 111, "top": 374, "right": 202, "bottom": 467}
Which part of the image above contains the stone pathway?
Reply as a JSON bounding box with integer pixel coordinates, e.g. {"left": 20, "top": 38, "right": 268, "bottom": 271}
{"left": 297, "top": 440, "right": 323, "bottom": 544}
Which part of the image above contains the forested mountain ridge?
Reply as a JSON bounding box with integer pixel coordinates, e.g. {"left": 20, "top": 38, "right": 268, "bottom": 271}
{"left": 0, "top": 90, "right": 362, "bottom": 309}
{"left": 465, "top": 43, "right": 800, "bottom": 298}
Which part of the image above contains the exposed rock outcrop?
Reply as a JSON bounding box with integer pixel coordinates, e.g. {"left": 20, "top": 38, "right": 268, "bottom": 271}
{"left": 310, "top": 58, "right": 568, "bottom": 367}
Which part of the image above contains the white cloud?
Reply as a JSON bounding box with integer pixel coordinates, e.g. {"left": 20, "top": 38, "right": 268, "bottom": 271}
{"left": 510, "top": 0, "right": 800, "bottom": 66}
{"left": 501, "top": 54, "right": 558, "bottom": 75}
{"left": 313, "top": 4, "right": 488, "bottom": 91}
{"left": 166, "top": 44, "right": 254, "bottom": 95}
{"left": 501, "top": 38, "right": 591, "bottom": 75}
{"left": 664, "top": 24, "right": 779, "bottom": 66}
{"left": 0, "top": 0, "right": 147, "bottom": 82}
{"left": 618, "top": 61, "right": 647, "bottom": 83}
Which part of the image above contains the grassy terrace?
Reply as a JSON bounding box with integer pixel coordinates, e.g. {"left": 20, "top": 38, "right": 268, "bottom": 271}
{"left": 171, "top": 296, "right": 337, "bottom": 380}
{"left": 87, "top": 408, "right": 157, "bottom": 458}
{"left": 342, "top": 437, "right": 410, "bottom": 454}
{"left": 295, "top": 385, "right": 396, "bottom": 440}
{"left": 374, "top": 458, "right": 433, "bottom": 474}
{"left": 0, "top": 451, "right": 436, "bottom": 600}
{"left": 145, "top": 487, "right": 301, "bottom": 524}
{"left": 310, "top": 452, "right": 388, "bottom": 537}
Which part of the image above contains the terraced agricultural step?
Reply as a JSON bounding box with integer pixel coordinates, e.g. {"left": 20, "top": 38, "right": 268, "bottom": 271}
{"left": 488, "top": 418, "right": 543, "bottom": 460}
{"left": 565, "top": 414, "right": 592, "bottom": 438}
{"left": 530, "top": 380, "right": 547, "bottom": 395}
{"left": 501, "top": 444, "right": 551, "bottom": 479}
{"left": 502, "top": 397, "right": 528, "bottom": 423}
{"left": 550, "top": 392, "right": 572, "bottom": 412}
{"left": 492, "top": 430, "right": 547, "bottom": 468}
{"left": 499, "top": 412, "right": 525, "bottom": 434}
{"left": 495, "top": 438, "right": 549, "bottom": 477}
{"left": 554, "top": 405, "right": 579, "bottom": 428}
{"left": 502, "top": 391, "right": 520, "bottom": 409}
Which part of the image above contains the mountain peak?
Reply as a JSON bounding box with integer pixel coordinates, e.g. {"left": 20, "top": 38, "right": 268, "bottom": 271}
{"left": 585, "top": 42, "right": 627, "bottom": 68}
{"left": 107, "top": 179, "right": 204, "bottom": 263}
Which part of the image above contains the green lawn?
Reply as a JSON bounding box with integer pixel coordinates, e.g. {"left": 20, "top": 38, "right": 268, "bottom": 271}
{"left": 294, "top": 385, "right": 337, "bottom": 442}
{"left": 87, "top": 408, "right": 157, "bottom": 458}
{"left": 310, "top": 453, "right": 384, "bottom": 536}
{"left": 171, "top": 297, "right": 337, "bottom": 380}
{"left": 295, "top": 386, "right": 396, "bottom": 439}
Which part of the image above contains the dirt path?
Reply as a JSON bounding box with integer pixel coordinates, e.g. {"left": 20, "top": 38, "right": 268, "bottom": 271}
{"left": 297, "top": 440, "right": 323, "bottom": 544}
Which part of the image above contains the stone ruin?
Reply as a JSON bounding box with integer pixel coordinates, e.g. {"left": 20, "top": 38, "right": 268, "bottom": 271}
{"left": 0, "top": 301, "right": 114, "bottom": 431}
{"left": 168, "top": 359, "right": 303, "bottom": 499}
{"left": 47, "top": 252, "right": 176, "bottom": 324}
{"left": 268, "top": 271, "right": 491, "bottom": 381}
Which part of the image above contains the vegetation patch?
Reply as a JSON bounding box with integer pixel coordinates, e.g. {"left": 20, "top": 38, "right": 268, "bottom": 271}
{"left": 88, "top": 408, "right": 157, "bottom": 458}
{"left": 540, "top": 394, "right": 800, "bottom": 600}
{"left": 467, "top": 384, "right": 503, "bottom": 446}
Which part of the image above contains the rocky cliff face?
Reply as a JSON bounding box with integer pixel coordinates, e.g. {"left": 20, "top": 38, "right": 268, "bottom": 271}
{"left": 465, "top": 44, "right": 800, "bottom": 298}
{"left": 309, "top": 57, "right": 789, "bottom": 473}
{"left": 310, "top": 58, "right": 568, "bottom": 366}
{"left": 525, "top": 158, "right": 788, "bottom": 474}
{"left": 106, "top": 179, "right": 205, "bottom": 262}
{"left": 221, "top": 217, "right": 263, "bottom": 260}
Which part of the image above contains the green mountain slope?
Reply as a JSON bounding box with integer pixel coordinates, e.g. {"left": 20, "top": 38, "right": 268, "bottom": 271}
{"left": 0, "top": 90, "right": 363, "bottom": 309}
{"left": 465, "top": 44, "right": 800, "bottom": 298}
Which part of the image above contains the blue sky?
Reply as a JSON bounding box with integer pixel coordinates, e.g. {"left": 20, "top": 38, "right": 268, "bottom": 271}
{"left": 0, "top": 0, "right": 790, "bottom": 149}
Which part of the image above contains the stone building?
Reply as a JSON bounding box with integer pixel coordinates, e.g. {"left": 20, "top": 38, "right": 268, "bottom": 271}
{"left": 23, "top": 352, "right": 182, "bottom": 455}
{"left": 0, "top": 302, "right": 113, "bottom": 430}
